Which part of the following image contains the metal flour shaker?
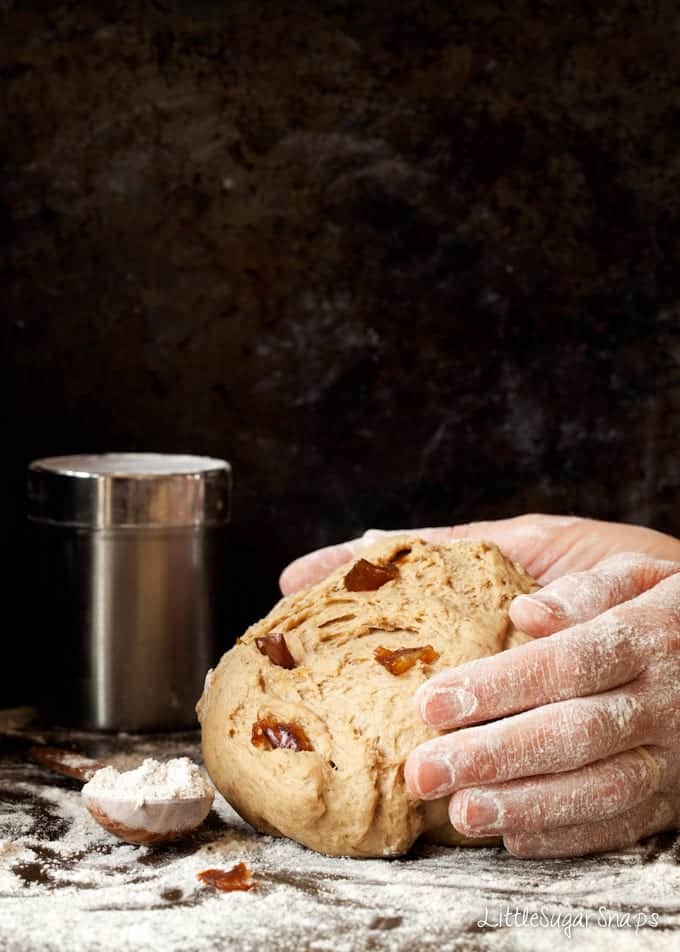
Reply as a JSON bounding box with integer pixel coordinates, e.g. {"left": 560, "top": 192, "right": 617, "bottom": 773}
{"left": 27, "top": 453, "right": 231, "bottom": 732}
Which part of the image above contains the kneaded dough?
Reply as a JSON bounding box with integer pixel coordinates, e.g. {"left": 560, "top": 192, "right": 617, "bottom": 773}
{"left": 198, "top": 536, "right": 538, "bottom": 857}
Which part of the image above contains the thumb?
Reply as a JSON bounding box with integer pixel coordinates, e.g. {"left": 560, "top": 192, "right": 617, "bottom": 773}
{"left": 510, "top": 552, "right": 680, "bottom": 636}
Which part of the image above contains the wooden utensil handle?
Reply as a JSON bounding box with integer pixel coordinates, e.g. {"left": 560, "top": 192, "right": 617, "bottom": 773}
{"left": 29, "top": 745, "right": 105, "bottom": 783}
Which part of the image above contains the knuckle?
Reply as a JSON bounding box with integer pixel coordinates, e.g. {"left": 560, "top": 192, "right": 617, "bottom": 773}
{"left": 649, "top": 747, "right": 678, "bottom": 792}
{"left": 550, "top": 632, "right": 594, "bottom": 686}
{"left": 598, "top": 753, "right": 659, "bottom": 812}
{"left": 644, "top": 575, "right": 680, "bottom": 628}
{"left": 550, "top": 623, "right": 641, "bottom": 696}
{"left": 662, "top": 626, "right": 680, "bottom": 655}
{"left": 596, "top": 552, "right": 680, "bottom": 593}
{"left": 520, "top": 646, "right": 563, "bottom": 700}
{"left": 580, "top": 627, "right": 640, "bottom": 685}
{"left": 596, "top": 551, "right": 655, "bottom": 573}
{"left": 360, "top": 528, "right": 381, "bottom": 544}
{"left": 517, "top": 513, "right": 544, "bottom": 524}
{"left": 614, "top": 812, "right": 643, "bottom": 848}
{"left": 622, "top": 755, "right": 658, "bottom": 800}
{"left": 595, "top": 767, "right": 631, "bottom": 813}
{"left": 634, "top": 615, "right": 680, "bottom": 656}
{"left": 518, "top": 638, "right": 584, "bottom": 703}
{"left": 637, "top": 662, "right": 680, "bottom": 743}
{"left": 459, "top": 739, "right": 500, "bottom": 784}
{"left": 648, "top": 795, "right": 676, "bottom": 832}
{"left": 606, "top": 693, "right": 647, "bottom": 743}
{"left": 658, "top": 603, "right": 680, "bottom": 653}
{"left": 552, "top": 693, "right": 645, "bottom": 765}
{"left": 581, "top": 811, "right": 640, "bottom": 853}
{"left": 524, "top": 513, "right": 580, "bottom": 527}
{"left": 545, "top": 568, "right": 600, "bottom": 597}
{"left": 511, "top": 790, "right": 550, "bottom": 831}
{"left": 554, "top": 703, "right": 597, "bottom": 762}
{"left": 651, "top": 711, "right": 680, "bottom": 748}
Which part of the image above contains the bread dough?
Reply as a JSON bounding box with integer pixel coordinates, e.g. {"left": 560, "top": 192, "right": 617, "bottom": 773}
{"left": 198, "top": 537, "right": 538, "bottom": 857}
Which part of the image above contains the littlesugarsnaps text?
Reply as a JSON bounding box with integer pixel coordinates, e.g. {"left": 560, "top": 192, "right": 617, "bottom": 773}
{"left": 477, "top": 905, "right": 659, "bottom": 938}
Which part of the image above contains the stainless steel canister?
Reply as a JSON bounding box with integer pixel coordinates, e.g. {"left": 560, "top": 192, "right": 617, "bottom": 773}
{"left": 27, "top": 453, "right": 231, "bottom": 732}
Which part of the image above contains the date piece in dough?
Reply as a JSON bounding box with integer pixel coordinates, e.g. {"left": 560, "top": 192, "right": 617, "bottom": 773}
{"left": 198, "top": 537, "right": 538, "bottom": 857}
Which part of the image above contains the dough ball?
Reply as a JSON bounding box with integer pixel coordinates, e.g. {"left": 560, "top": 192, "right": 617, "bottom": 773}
{"left": 198, "top": 537, "right": 538, "bottom": 857}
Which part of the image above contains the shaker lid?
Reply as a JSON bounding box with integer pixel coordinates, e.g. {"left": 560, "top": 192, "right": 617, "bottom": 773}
{"left": 27, "top": 453, "right": 231, "bottom": 528}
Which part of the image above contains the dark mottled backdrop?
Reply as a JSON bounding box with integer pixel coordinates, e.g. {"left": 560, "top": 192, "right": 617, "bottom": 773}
{"left": 2, "top": 1, "right": 679, "bottom": 705}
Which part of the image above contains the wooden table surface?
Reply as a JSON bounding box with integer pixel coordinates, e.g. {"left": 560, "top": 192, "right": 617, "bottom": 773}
{"left": 1, "top": 724, "right": 678, "bottom": 952}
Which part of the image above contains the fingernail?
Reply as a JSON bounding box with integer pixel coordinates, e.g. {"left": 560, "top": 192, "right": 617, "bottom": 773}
{"left": 513, "top": 594, "right": 564, "bottom": 619}
{"left": 412, "top": 757, "right": 455, "bottom": 800}
{"left": 462, "top": 792, "right": 500, "bottom": 830}
{"left": 418, "top": 686, "right": 478, "bottom": 726}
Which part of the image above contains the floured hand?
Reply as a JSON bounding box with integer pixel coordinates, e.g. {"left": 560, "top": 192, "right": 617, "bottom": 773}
{"left": 280, "top": 514, "right": 680, "bottom": 858}
{"left": 279, "top": 515, "right": 680, "bottom": 593}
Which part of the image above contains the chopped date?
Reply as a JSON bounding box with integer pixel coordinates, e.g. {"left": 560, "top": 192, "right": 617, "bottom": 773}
{"left": 374, "top": 645, "right": 439, "bottom": 676}
{"left": 251, "top": 717, "right": 313, "bottom": 752}
{"left": 198, "top": 863, "right": 256, "bottom": 892}
{"left": 255, "top": 632, "right": 296, "bottom": 669}
{"left": 344, "top": 559, "right": 399, "bottom": 592}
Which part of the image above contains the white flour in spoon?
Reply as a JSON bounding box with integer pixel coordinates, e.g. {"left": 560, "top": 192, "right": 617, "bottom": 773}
{"left": 81, "top": 757, "right": 213, "bottom": 806}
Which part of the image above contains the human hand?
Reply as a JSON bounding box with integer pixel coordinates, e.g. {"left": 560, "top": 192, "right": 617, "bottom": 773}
{"left": 280, "top": 515, "right": 680, "bottom": 857}
{"left": 279, "top": 514, "right": 680, "bottom": 593}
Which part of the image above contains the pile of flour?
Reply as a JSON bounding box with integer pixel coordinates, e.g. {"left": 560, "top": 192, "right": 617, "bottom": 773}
{"left": 82, "top": 757, "right": 213, "bottom": 806}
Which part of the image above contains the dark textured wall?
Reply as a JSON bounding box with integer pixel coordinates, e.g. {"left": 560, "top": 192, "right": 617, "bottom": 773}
{"left": 2, "top": 2, "right": 680, "bottom": 702}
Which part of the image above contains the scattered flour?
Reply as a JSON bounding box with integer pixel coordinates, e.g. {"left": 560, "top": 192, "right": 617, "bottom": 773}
{"left": 1, "top": 740, "right": 679, "bottom": 952}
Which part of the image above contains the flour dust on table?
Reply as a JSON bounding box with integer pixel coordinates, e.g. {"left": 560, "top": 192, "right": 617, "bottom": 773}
{"left": 1, "top": 731, "right": 679, "bottom": 951}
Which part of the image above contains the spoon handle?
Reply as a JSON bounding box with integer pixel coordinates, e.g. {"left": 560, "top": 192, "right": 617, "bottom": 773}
{"left": 29, "top": 745, "right": 105, "bottom": 783}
